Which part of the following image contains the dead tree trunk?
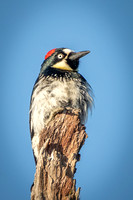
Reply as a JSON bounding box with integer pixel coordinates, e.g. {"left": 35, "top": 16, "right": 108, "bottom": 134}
{"left": 31, "top": 109, "right": 88, "bottom": 200}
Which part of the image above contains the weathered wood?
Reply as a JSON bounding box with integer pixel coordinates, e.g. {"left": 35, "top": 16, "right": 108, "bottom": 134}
{"left": 31, "top": 110, "right": 88, "bottom": 200}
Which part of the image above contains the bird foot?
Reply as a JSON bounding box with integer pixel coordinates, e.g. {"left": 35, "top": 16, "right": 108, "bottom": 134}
{"left": 46, "top": 107, "right": 65, "bottom": 125}
{"left": 46, "top": 107, "right": 81, "bottom": 126}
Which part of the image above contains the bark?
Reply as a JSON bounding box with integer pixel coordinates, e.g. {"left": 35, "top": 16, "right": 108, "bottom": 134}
{"left": 31, "top": 109, "right": 88, "bottom": 200}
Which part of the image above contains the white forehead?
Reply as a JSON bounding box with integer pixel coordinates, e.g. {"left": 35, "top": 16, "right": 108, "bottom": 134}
{"left": 63, "top": 48, "right": 74, "bottom": 54}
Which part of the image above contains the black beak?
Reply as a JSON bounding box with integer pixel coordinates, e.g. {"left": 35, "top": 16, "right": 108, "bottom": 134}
{"left": 69, "top": 50, "right": 90, "bottom": 61}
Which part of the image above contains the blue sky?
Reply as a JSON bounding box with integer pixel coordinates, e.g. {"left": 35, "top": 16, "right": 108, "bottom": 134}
{"left": 0, "top": 0, "right": 133, "bottom": 199}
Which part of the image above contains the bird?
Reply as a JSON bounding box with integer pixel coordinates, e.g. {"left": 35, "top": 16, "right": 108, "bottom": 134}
{"left": 29, "top": 48, "right": 93, "bottom": 164}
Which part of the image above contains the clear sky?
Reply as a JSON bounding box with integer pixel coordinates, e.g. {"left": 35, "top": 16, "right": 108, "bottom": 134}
{"left": 0, "top": 0, "right": 133, "bottom": 199}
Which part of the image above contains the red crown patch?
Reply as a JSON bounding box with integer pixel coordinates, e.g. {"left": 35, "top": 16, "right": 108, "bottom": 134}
{"left": 45, "top": 48, "right": 56, "bottom": 60}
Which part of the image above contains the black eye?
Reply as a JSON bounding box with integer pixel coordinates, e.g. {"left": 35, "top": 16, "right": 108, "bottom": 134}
{"left": 57, "top": 53, "right": 64, "bottom": 59}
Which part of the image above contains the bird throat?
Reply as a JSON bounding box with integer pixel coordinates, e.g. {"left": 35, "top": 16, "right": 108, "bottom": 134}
{"left": 42, "top": 66, "right": 78, "bottom": 81}
{"left": 51, "top": 60, "right": 73, "bottom": 71}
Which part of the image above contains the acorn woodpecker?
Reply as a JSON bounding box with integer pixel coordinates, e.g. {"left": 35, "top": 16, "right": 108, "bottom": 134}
{"left": 30, "top": 48, "right": 93, "bottom": 163}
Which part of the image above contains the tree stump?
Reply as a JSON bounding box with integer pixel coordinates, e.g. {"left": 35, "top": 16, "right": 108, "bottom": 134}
{"left": 31, "top": 109, "right": 88, "bottom": 200}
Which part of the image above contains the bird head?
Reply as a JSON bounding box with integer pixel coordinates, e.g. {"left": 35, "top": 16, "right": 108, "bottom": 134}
{"left": 40, "top": 48, "right": 90, "bottom": 74}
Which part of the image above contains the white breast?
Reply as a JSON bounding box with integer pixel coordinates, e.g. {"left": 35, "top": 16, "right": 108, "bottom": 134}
{"left": 30, "top": 77, "right": 81, "bottom": 136}
{"left": 30, "top": 75, "right": 92, "bottom": 159}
